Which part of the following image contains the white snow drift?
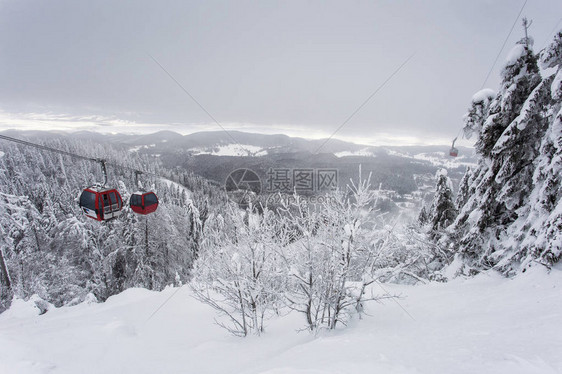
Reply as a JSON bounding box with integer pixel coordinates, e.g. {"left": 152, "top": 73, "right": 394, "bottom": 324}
{"left": 0, "top": 265, "right": 560, "bottom": 374}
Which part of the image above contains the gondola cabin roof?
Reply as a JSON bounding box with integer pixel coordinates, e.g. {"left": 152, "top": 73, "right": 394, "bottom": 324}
{"left": 84, "top": 185, "right": 118, "bottom": 193}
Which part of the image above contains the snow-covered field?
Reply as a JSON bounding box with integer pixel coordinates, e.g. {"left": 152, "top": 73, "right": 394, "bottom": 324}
{"left": 334, "top": 148, "right": 375, "bottom": 158}
{"left": 189, "top": 144, "right": 267, "bottom": 157}
{"left": 1, "top": 266, "right": 560, "bottom": 374}
{"left": 386, "top": 149, "right": 476, "bottom": 169}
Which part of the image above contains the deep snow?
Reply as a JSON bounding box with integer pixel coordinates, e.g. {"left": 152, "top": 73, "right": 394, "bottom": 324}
{"left": 0, "top": 265, "right": 561, "bottom": 374}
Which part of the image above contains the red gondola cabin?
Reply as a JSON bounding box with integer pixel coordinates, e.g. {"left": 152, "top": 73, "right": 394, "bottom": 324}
{"left": 130, "top": 192, "right": 159, "bottom": 215}
{"left": 79, "top": 187, "right": 123, "bottom": 221}
{"left": 449, "top": 147, "right": 459, "bottom": 157}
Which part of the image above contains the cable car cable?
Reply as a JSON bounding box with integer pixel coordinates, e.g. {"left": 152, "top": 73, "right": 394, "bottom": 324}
{"left": 313, "top": 53, "right": 415, "bottom": 154}
{"left": 480, "top": 0, "right": 528, "bottom": 90}
{"left": 0, "top": 134, "right": 171, "bottom": 219}
{"left": 0, "top": 134, "right": 162, "bottom": 180}
{"left": 0, "top": 134, "right": 98, "bottom": 163}
{"left": 448, "top": 0, "right": 527, "bottom": 155}
{"left": 541, "top": 17, "right": 562, "bottom": 50}
{"left": 147, "top": 53, "right": 249, "bottom": 154}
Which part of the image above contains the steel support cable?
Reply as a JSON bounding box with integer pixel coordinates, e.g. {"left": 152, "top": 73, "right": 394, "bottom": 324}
{"left": 451, "top": 0, "right": 527, "bottom": 143}
{"left": 480, "top": 0, "right": 528, "bottom": 90}
{"left": 0, "top": 134, "right": 163, "bottom": 181}
{"left": 313, "top": 53, "right": 415, "bottom": 154}
{"left": 0, "top": 134, "right": 97, "bottom": 163}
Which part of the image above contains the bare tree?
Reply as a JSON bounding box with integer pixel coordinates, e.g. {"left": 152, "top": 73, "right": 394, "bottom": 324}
{"left": 280, "top": 170, "right": 395, "bottom": 331}
{"left": 191, "top": 203, "right": 285, "bottom": 336}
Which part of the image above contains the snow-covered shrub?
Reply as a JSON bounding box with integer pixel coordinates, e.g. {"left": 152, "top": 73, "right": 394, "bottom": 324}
{"left": 191, "top": 204, "right": 286, "bottom": 336}
{"left": 278, "top": 172, "right": 396, "bottom": 331}
{"left": 192, "top": 170, "right": 403, "bottom": 335}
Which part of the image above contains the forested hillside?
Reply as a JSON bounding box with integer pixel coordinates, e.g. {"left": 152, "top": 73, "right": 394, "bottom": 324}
{"left": 0, "top": 137, "right": 223, "bottom": 312}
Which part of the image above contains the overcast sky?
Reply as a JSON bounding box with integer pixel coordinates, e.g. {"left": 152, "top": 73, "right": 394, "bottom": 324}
{"left": 1, "top": 0, "right": 561, "bottom": 145}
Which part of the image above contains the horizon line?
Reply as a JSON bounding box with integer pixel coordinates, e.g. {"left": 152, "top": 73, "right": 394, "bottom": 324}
{"left": 0, "top": 127, "right": 475, "bottom": 149}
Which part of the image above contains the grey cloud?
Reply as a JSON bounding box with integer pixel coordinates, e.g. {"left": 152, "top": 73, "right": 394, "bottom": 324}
{"left": 0, "top": 0, "right": 561, "bottom": 142}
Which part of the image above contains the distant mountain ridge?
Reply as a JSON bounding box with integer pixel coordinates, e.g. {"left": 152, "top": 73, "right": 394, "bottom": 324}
{"left": 0, "top": 129, "right": 474, "bottom": 158}
{"left": 0, "top": 128, "right": 476, "bottom": 218}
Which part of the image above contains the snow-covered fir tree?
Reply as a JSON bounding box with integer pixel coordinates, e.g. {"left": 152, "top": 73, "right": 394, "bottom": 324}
{"left": 448, "top": 26, "right": 562, "bottom": 274}
{"left": 510, "top": 30, "right": 562, "bottom": 268}
{"left": 418, "top": 205, "right": 430, "bottom": 226}
{"left": 428, "top": 169, "right": 457, "bottom": 239}
{"left": 455, "top": 166, "right": 472, "bottom": 209}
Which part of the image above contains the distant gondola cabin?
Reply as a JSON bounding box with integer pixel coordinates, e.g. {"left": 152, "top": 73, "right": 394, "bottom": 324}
{"left": 79, "top": 187, "right": 123, "bottom": 221}
{"left": 130, "top": 192, "right": 159, "bottom": 215}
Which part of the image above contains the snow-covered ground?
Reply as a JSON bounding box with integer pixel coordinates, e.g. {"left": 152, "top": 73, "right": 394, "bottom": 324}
{"left": 128, "top": 145, "right": 145, "bottom": 153}
{"left": 189, "top": 144, "right": 267, "bottom": 157}
{"left": 334, "top": 148, "right": 375, "bottom": 158}
{"left": 387, "top": 149, "right": 476, "bottom": 168}
{"left": 128, "top": 144, "right": 156, "bottom": 153}
{"left": 1, "top": 265, "right": 561, "bottom": 374}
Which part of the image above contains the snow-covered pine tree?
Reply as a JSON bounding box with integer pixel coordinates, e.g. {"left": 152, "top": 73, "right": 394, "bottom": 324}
{"left": 0, "top": 192, "right": 44, "bottom": 305}
{"left": 428, "top": 169, "right": 457, "bottom": 239}
{"left": 0, "top": 245, "right": 12, "bottom": 312}
{"left": 463, "top": 90, "right": 496, "bottom": 140}
{"left": 450, "top": 25, "right": 561, "bottom": 274}
{"left": 418, "top": 205, "right": 430, "bottom": 226}
{"left": 477, "top": 28, "right": 541, "bottom": 160}
{"left": 510, "top": 30, "right": 562, "bottom": 268}
{"left": 0, "top": 193, "right": 18, "bottom": 312}
{"left": 455, "top": 166, "right": 472, "bottom": 209}
{"left": 492, "top": 66, "right": 552, "bottom": 212}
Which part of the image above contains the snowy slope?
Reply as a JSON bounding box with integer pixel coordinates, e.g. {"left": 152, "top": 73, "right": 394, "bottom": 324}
{"left": 160, "top": 178, "right": 193, "bottom": 200}
{"left": 334, "top": 148, "right": 375, "bottom": 158}
{"left": 0, "top": 266, "right": 561, "bottom": 374}
{"left": 189, "top": 144, "right": 267, "bottom": 157}
{"left": 386, "top": 149, "right": 476, "bottom": 168}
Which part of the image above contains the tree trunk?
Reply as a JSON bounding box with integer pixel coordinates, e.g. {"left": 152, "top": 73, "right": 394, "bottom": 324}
{"left": 0, "top": 247, "right": 12, "bottom": 290}
{"left": 235, "top": 281, "right": 248, "bottom": 336}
